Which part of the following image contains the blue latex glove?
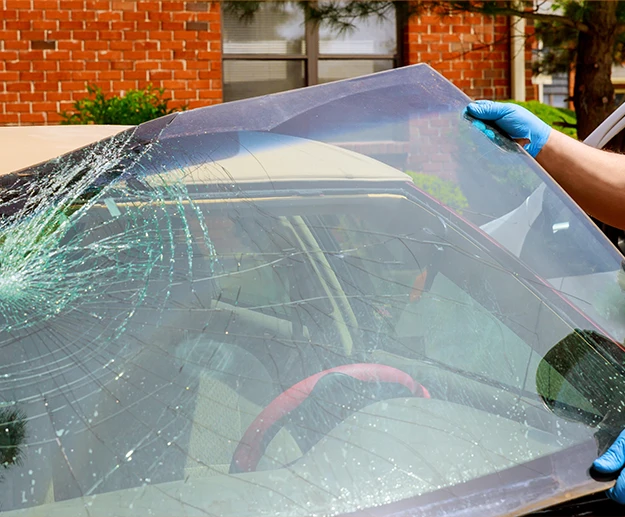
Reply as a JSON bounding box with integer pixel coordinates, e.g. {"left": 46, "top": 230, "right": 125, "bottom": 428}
{"left": 593, "top": 429, "right": 625, "bottom": 503}
{"left": 465, "top": 100, "right": 552, "bottom": 158}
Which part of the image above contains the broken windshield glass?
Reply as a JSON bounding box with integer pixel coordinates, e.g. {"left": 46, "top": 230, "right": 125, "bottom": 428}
{"left": 1, "top": 64, "right": 624, "bottom": 517}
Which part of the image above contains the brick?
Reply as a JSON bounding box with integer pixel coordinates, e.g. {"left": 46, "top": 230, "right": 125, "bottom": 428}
{"left": 6, "top": 61, "right": 31, "bottom": 71}
{"left": 162, "top": 1, "right": 184, "bottom": 11}
{"left": 45, "top": 50, "right": 71, "bottom": 60}
{"left": 32, "top": 20, "right": 58, "bottom": 30}
{"left": 196, "top": 11, "right": 219, "bottom": 22}
{"left": 96, "top": 11, "right": 122, "bottom": 22}
{"left": 46, "top": 71, "right": 72, "bottom": 81}
{"left": 20, "top": 113, "right": 47, "bottom": 123}
{"left": 7, "top": 103, "right": 32, "bottom": 112}
{"left": 185, "top": 21, "right": 207, "bottom": 31}
{"left": 159, "top": 60, "right": 183, "bottom": 69}
{"left": 98, "top": 30, "right": 123, "bottom": 39}
{"left": 109, "top": 40, "right": 134, "bottom": 51}
{"left": 60, "top": 80, "right": 89, "bottom": 91}
{"left": 172, "top": 11, "right": 194, "bottom": 21}
{"left": 85, "top": 60, "right": 110, "bottom": 70}
{"left": 31, "top": 101, "right": 58, "bottom": 112}
{"left": 136, "top": 21, "right": 160, "bottom": 30}
{"left": 112, "top": 0, "right": 135, "bottom": 10}
{"left": 185, "top": 40, "right": 210, "bottom": 50}
{"left": 195, "top": 30, "right": 219, "bottom": 41}
{"left": 71, "top": 11, "right": 97, "bottom": 22}
{"left": 62, "top": 61, "right": 86, "bottom": 71}
{"left": 173, "top": 69, "right": 196, "bottom": 79}
{"left": 0, "top": 113, "right": 20, "bottom": 124}
{"left": 7, "top": 81, "right": 31, "bottom": 92}
{"left": 99, "top": 70, "right": 123, "bottom": 80}
{"left": 6, "top": 21, "right": 31, "bottom": 30}
{"left": 46, "top": 91, "right": 71, "bottom": 101}
{"left": 172, "top": 89, "right": 197, "bottom": 100}
{"left": 20, "top": 71, "right": 45, "bottom": 81}
{"left": 173, "top": 50, "right": 196, "bottom": 60}
{"left": 84, "top": 20, "right": 110, "bottom": 30}
{"left": 162, "top": 21, "right": 184, "bottom": 30}
{"left": 112, "top": 61, "right": 133, "bottom": 70}
{"left": 186, "top": 1, "right": 208, "bottom": 11}
{"left": 68, "top": 71, "right": 96, "bottom": 81}
{"left": 124, "top": 70, "right": 147, "bottom": 80}
{"left": 122, "top": 11, "right": 146, "bottom": 21}
{"left": 0, "top": 92, "right": 20, "bottom": 102}
{"left": 98, "top": 50, "right": 122, "bottom": 60}
{"left": 47, "top": 30, "right": 72, "bottom": 39}
{"left": 3, "top": 9, "right": 18, "bottom": 20}
{"left": 31, "top": 40, "right": 57, "bottom": 50}
{"left": 149, "top": 70, "right": 172, "bottom": 80}
{"left": 123, "top": 30, "right": 148, "bottom": 40}
{"left": 5, "top": 0, "right": 31, "bottom": 7}
{"left": 45, "top": 10, "right": 71, "bottom": 21}
{"left": 110, "top": 21, "right": 134, "bottom": 30}
{"left": 111, "top": 80, "right": 135, "bottom": 90}
{"left": 36, "top": 61, "right": 58, "bottom": 71}
{"left": 147, "top": 50, "right": 172, "bottom": 59}
{"left": 85, "top": 0, "right": 109, "bottom": 8}
{"left": 147, "top": 11, "right": 172, "bottom": 22}
{"left": 59, "top": 21, "right": 84, "bottom": 30}
{"left": 135, "top": 61, "right": 160, "bottom": 70}
{"left": 71, "top": 50, "right": 96, "bottom": 60}
{"left": 134, "top": 41, "right": 158, "bottom": 50}
{"left": 73, "top": 30, "right": 98, "bottom": 40}
{"left": 197, "top": 70, "right": 220, "bottom": 80}
{"left": 60, "top": 0, "right": 83, "bottom": 8}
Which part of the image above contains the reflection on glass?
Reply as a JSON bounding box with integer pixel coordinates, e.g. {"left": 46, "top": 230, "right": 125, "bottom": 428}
{"left": 318, "top": 59, "right": 394, "bottom": 83}
{"left": 223, "top": 2, "right": 305, "bottom": 55}
{"left": 319, "top": 9, "right": 396, "bottom": 55}
{"left": 223, "top": 60, "right": 305, "bottom": 101}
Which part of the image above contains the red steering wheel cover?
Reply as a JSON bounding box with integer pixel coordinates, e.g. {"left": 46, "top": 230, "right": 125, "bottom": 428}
{"left": 232, "top": 363, "right": 429, "bottom": 473}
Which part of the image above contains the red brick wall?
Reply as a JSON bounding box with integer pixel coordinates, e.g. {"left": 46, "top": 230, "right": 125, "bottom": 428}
{"left": 404, "top": 9, "right": 536, "bottom": 101}
{"left": 0, "top": 0, "right": 222, "bottom": 125}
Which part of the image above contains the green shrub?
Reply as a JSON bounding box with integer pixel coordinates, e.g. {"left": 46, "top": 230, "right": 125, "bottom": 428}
{"left": 405, "top": 171, "right": 469, "bottom": 212}
{"left": 60, "top": 83, "right": 186, "bottom": 125}
{"left": 507, "top": 100, "right": 577, "bottom": 139}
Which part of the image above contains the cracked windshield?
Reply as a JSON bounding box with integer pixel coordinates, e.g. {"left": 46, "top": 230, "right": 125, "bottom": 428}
{"left": 3, "top": 65, "right": 625, "bottom": 517}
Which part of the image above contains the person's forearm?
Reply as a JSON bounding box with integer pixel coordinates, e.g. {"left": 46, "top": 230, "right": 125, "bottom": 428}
{"left": 537, "top": 130, "right": 625, "bottom": 230}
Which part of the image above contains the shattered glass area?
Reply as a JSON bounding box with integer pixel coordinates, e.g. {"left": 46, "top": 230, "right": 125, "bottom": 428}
{"left": 1, "top": 65, "right": 625, "bottom": 517}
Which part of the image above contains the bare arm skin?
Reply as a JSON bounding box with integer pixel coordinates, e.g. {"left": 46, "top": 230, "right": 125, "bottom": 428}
{"left": 537, "top": 130, "right": 625, "bottom": 230}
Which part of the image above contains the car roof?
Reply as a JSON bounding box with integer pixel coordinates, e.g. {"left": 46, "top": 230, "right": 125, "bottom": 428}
{"left": 144, "top": 131, "right": 412, "bottom": 186}
{"left": 0, "top": 125, "right": 132, "bottom": 175}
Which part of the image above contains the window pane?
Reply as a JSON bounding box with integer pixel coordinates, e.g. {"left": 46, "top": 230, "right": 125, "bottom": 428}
{"left": 223, "top": 60, "right": 306, "bottom": 101}
{"left": 223, "top": 2, "right": 306, "bottom": 55}
{"left": 318, "top": 59, "right": 393, "bottom": 83}
{"left": 319, "top": 10, "right": 396, "bottom": 55}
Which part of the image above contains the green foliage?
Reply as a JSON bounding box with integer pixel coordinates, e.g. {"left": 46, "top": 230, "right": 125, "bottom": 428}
{"left": 405, "top": 171, "right": 469, "bottom": 212}
{"left": 60, "top": 83, "right": 185, "bottom": 125}
{"left": 533, "top": 1, "right": 625, "bottom": 76}
{"left": 506, "top": 100, "right": 578, "bottom": 139}
{"left": 0, "top": 407, "right": 26, "bottom": 469}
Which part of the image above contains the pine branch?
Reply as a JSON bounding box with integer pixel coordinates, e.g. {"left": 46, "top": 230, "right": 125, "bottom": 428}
{"left": 443, "top": 1, "right": 590, "bottom": 32}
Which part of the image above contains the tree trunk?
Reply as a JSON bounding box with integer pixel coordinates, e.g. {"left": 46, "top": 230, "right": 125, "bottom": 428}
{"left": 573, "top": 1, "right": 618, "bottom": 140}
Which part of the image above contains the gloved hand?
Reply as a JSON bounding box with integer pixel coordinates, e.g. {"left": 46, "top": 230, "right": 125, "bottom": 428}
{"left": 593, "top": 429, "right": 625, "bottom": 503}
{"left": 465, "top": 100, "right": 552, "bottom": 158}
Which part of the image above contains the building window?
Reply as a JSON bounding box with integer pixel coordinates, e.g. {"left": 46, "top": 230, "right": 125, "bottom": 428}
{"left": 222, "top": 2, "right": 397, "bottom": 102}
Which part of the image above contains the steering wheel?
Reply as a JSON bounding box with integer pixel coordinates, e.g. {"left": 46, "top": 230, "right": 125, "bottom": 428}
{"left": 230, "top": 363, "right": 429, "bottom": 473}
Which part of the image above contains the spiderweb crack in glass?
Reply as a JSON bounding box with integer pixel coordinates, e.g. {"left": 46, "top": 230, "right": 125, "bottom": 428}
{"left": 0, "top": 131, "right": 216, "bottom": 336}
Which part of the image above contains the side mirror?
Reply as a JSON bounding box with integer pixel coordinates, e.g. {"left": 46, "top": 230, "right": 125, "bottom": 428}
{"left": 537, "top": 329, "right": 625, "bottom": 428}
